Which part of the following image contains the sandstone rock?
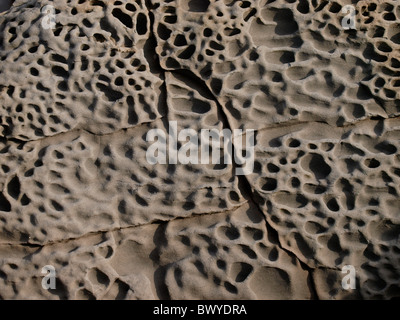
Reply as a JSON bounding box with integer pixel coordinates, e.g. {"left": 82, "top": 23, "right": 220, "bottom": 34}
{"left": 0, "top": 0, "right": 399, "bottom": 299}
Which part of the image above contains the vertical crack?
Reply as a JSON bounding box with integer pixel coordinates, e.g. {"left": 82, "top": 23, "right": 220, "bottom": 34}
{"left": 141, "top": 1, "right": 320, "bottom": 299}
{"left": 155, "top": 59, "right": 320, "bottom": 299}
{"left": 237, "top": 170, "right": 319, "bottom": 299}
{"left": 143, "top": 0, "right": 168, "bottom": 119}
{"left": 163, "top": 68, "right": 319, "bottom": 298}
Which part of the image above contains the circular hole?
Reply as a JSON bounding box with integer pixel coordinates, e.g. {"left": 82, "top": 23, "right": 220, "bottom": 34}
{"left": 364, "top": 158, "right": 380, "bottom": 168}
{"left": 291, "top": 177, "right": 300, "bottom": 188}
{"left": 326, "top": 198, "right": 339, "bottom": 212}
{"left": 261, "top": 178, "right": 277, "bottom": 191}
{"left": 267, "top": 163, "right": 280, "bottom": 173}
{"left": 203, "top": 28, "right": 212, "bottom": 37}
{"left": 375, "top": 77, "right": 385, "bottom": 88}
{"left": 114, "top": 77, "right": 123, "bottom": 86}
{"left": 288, "top": 138, "right": 300, "bottom": 148}
{"left": 205, "top": 49, "right": 214, "bottom": 56}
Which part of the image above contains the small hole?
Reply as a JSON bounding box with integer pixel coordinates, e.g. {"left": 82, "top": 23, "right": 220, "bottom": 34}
{"left": 114, "top": 77, "right": 123, "bottom": 86}
{"left": 203, "top": 28, "right": 212, "bottom": 37}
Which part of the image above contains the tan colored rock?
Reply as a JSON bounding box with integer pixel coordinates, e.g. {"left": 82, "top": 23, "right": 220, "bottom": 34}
{"left": 0, "top": 0, "right": 399, "bottom": 299}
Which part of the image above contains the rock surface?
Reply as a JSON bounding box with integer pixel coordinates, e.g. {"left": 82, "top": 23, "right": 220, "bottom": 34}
{"left": 0, "top": 0, "right": 399, "bottom": 299}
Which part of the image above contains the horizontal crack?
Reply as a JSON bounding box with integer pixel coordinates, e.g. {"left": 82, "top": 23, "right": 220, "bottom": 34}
{"left": 0, "top": 115, "right": 167, "bottom": 145}
{"left": 0, "top": 201, "right": 248, "bottom": 248}
{"left": 165, "top": 64, "right": 321, "bottom": 299}
{"left": 238, "top": 173, "right": 319, "bottom": 299}
{"left": 248, "top": 114, "right": 400, "bottom": 136}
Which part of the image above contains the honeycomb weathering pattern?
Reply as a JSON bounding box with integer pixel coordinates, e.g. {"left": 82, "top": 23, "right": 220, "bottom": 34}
{"left": 0, "top": 0, "right": 399, "bottom": 299}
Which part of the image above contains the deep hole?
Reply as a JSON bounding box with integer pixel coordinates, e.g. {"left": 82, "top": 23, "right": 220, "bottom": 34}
{"left": 30, "top": 67, "right": 39, "bottom": 76}
{"left": 210, "top": 78, "right": 222, "bottom": 95}
{"left": 21, "top": 194, "right": 31, "bottom": 206}
{"left": 157, "top": 23, "right": 171, "bottom": 40}
{"left": 187, "top": 0, "right": 210, "bottom": 12}
{"left": 114, "top": 77, "right": 123, "bottom": 86}
{"left": 82, "top": 18, "right": 93, "bottom": 28}
{"left": 93, "top": 61, "right": 101, "bottom": 71}
{"left": 90, "top": 0, "right": 105, "bottom": 7}
{"left": 291, "top": 177, "right": 300, "bottom": 188}
{"left": 99, "top": 75, "right": 110, "bottom": 83}
{"left": 178, "top": 45, "right": 196, "bottom": 59}
{"left": 24, "top": 168, "right": 34, "bottom": 177}
{"left": 280, "top": 51, "right": 295, "bottom": 64}
{"left": 166, "top": 57, "right": 180, "bottom": 68}
{"left": 297, "top": 0, "right": 309, "bottom": 14}
{"left": 0, "top": 192, "right": 11, "bottom": 212}
{"left": 205, "top": 49, "right": 214, "bottom": 56}
{"left": 375, "top": 77, "right": 385, "bottom": 87}
{"left": 112, "top": 8, "right": 133, "bottom": 28}
{"left": 36, "top": 83, "right": 50, "bottom": 93}
{"left": 210, "top": 41, "right": 224, "bottom": 51}
{"left": 375, "top": 141, "right": 397, "bottom": 155}
{"left": 57, "top": 81, "right": 68, "bottom": 91}
{"left": 288, "top": 139, "right": 300, "bottom": 148}
{"left": 164, "top": 15, "right": 177, "bottom": 24}
{"left": 203, "top": 28, "right": 212, "bottom": 37}
{"left": 174, "top": 34, "right": 187, "bottom": 46}
{"left": 28, "top": 46, "right": 39, "bottom": 53}
{"left": 327, "top": 198, "right": 339, "bottom": 211}
{"left": 235, "top": 263, "right": 253, "bottom": 282}
{"left": 274, "top": 8, "right": 298, "bottom": 35}
{"left": 7, "top": 176, "right": 20, "bottom": 200}
{"left": 225, "top": 226, "right": 240, "bottom": 240}
{"left": 136, "top": 13, "right": 147, "bottom": 35}
{"left": 51, "top": 200, "right": 64, "bottom": 211}
{"left": 244, "top": 8, "right": 256, "bottom": 21}
{"left": 52, "top": 65, "right": 69, "bottom": 78}
{"left": 309, "top": 153, "right": 331, "bottom": 179}
{"left": 267, "top": 163, "right": 280, "bottom": 173}
{"left": 377, "top": 42, "right": 392, "bottom": 53}
{"left": 125, "top": 3, "right": 136, "bottom": 12}
{"left": 94, "top": 33, "right": 106, "bottom": 43}
{"left": 224, "top": 27, "right": 240, "bottom": 37}
{"left": 7, "top": 85, "right": 15, "bottom": 97}
{"left": 384, "top": 12, "right": 396, "bottom": 21}
{"left": 262, "top": 178, "right": 277, "bottom": 191}
{"left": 51, "top": 54, "right": 68, "bottom": 64}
